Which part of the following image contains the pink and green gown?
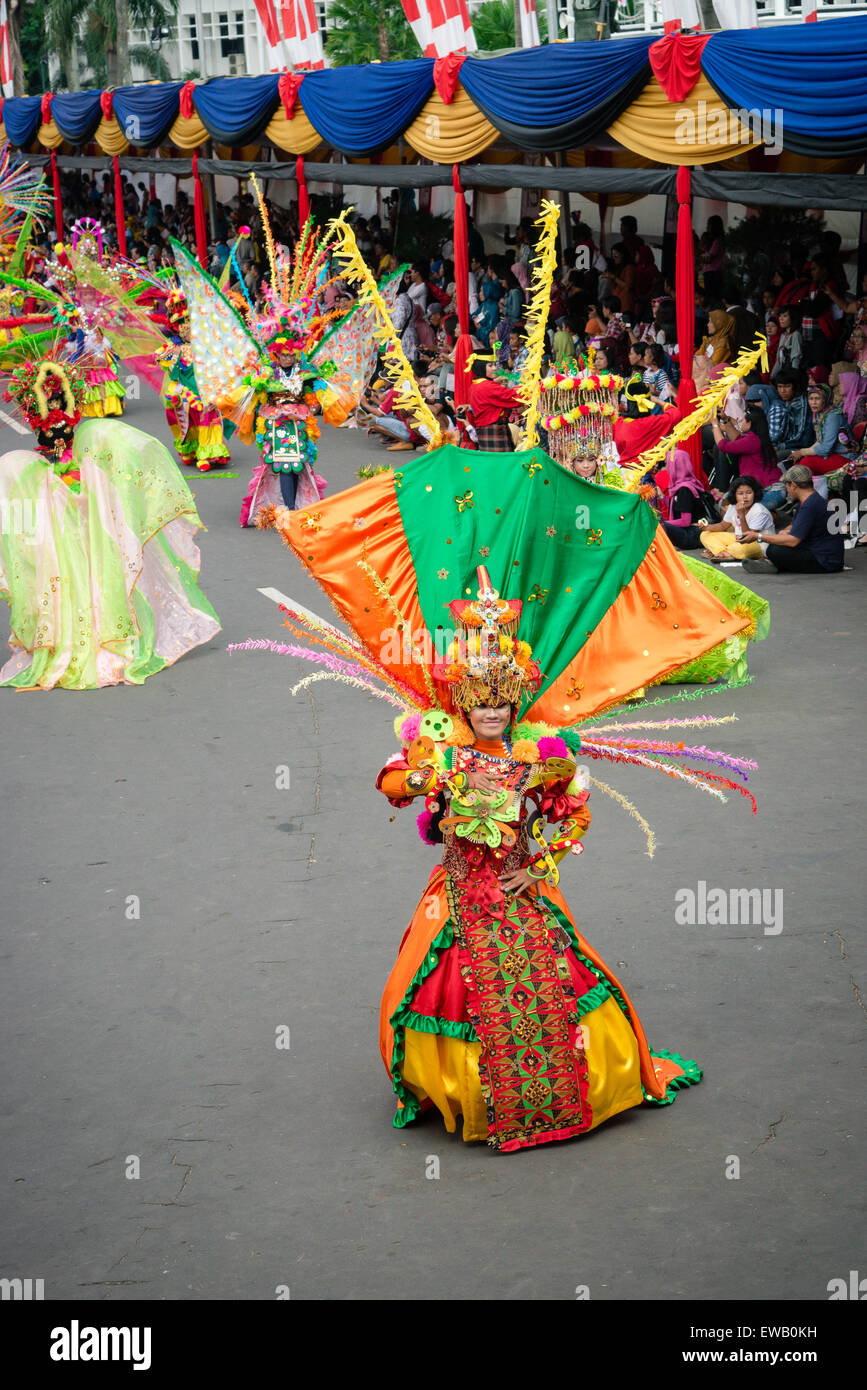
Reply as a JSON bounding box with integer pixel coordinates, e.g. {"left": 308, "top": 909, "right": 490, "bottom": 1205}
{"left": 0, "top": 418, "right": 220, "bottom": 689}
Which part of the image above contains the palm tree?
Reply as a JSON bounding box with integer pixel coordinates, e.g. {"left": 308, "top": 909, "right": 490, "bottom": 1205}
{"left": 472, "top": 1, "right": 547, "bottom": 53}
{"left": 44, "top": 0, "right": 90, "bottom": 90}
{"left": 45, "top": 0, "right": 178, "bottom": 89}
{"left": 324, "top": 0, "right": 420, "bottom": 66}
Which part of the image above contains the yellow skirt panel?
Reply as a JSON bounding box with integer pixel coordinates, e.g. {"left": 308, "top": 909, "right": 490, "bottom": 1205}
{"left": 584, "top": 996, "right": 644, "bottom": 1129}
{"left": 402, "top": 1030, "right": 488, "bottom": 1142}
{"left": 402, "top": 997, "right": 644, "bottom": 1143}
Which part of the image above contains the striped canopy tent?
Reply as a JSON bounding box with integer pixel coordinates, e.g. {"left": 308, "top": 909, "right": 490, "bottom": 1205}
{"left": 5, "top": 19, "right": 866, "bottom": 444}
{"left": 4, "top": 19, "right": 866, "bottom": 165}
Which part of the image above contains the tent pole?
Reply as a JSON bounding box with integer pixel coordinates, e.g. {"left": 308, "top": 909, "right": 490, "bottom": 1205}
{"left": 675, "top": 164, "right": 705, "bottom": 484}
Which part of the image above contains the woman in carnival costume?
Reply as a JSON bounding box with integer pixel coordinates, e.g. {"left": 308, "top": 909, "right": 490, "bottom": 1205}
{"left": 236, "top": 318, "right": 332, "bottom": 527}
{"left": 51, "top": 237, "right": 127, "bottom": 419}
{"left": 0, "top": 340, "right": 220, "bottom": 689}
{"left": 154, "top": 287, "right": 232, "bottom": 473}
{"left": 231, "top": 213, "right": 760, "bottom": 1149}
{"left": 166, "top": 183, "right": 353, "bottom": 528}
{"left": 234, "top": 516, "right": 759, "bottom": 1151}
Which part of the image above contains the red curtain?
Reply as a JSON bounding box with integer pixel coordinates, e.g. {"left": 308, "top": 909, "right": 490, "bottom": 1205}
{"left": 675, "top": 165, "right": 706, "bottom": 485}
{"left": 49, "top": 150, "right": 64, "bottom": 242}
{"left": 296, "top": 156, "right": 310, "bottom": 226}
{"left": 113, "top": 156, "right": 127, "bottom": 257}
{"left": 452, "top": 164, "right": 473, "bottom": 408}
{"left": 192, "top": 150, "right": 208, "bottom": 270}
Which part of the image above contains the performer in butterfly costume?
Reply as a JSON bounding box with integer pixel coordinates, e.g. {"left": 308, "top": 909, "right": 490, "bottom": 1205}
{"left": 153, "top": 286, "right": 232, "bottom": 473}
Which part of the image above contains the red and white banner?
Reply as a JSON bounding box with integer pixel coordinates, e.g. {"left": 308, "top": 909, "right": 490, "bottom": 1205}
{"left": 660, "top": 0, "right": 700, "bottom": 27}
{"left": 281, "top": 0, "right": 325, "bottom": 70}
{"left": 0, "top": 0, "right": 14, "bottom": 97}
{"left": 712, "top": 0, "right": 758, "bottom": 25}
{"left": 518, "top": 0, "right": 541, "bottom": 48}
{"left": 254, "top": 0, "right": 324, "bottom": 71}
{"left": 400, "top": 0, "right": 477, "bottom": 58}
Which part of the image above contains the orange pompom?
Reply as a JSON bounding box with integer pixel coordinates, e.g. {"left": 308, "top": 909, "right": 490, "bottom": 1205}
{"left": 445, "top": 716, "right": 475, "bottom": 746}
{"left": 511, "top": 739, "right": 541, "bottom": 763}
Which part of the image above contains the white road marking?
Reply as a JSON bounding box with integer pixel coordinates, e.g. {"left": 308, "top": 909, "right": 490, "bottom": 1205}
{"left": 258, "top": 587, "right": 295, "bottom": 608}
{"left": 0, "top": 408, "right": 31, "bottom": 435}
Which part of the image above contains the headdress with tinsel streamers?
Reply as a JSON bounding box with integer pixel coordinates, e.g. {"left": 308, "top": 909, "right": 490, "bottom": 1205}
{"left": 518, "top": 199, "right": 562, "bottom": 450}
{"left": 325, "top": 210, "right": 443, "bottom": 450}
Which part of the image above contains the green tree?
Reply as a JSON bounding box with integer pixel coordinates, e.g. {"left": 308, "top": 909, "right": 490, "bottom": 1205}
{"left": 472, "top": 0, "right": 547, "bottom": 52}
{"left": 37, "top": 0, "right": 178, "bottom": 89}
{"left": 324, "top": 0, "right": 420, "bottom": 66}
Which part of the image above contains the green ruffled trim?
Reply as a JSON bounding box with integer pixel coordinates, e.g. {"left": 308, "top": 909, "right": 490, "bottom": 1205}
{"left": 388, "top": 920, "right": 460, "bottom": 1129}
{"left": 398, "top": 1009, "right": 477, "bottom": 1042}
{"left": 574, "top": 981, "right": 611, "bottom": 1018}
{"left": 642, "top": 1046, "right": 703, "bottom": 1106}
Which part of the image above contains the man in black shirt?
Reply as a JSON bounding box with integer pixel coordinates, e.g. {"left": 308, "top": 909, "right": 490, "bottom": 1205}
{"left": 741, "top": 464, "right": 844, "bottom": 574}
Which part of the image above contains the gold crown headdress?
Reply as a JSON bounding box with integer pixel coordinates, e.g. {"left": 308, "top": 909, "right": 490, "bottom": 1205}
{"left": 433, "top": 566, "right": 542, "bottom": 713}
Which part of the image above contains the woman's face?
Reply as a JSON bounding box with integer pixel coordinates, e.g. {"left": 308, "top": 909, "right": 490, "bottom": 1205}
{"left": 779, "top": 310, "right": 790, "bottom": 330}
{"left": 595, "top": 349, "right": 609, "bottom": 370}
{"left": 573, "top": 456, "right": 597, "bottom": 479}
{"left": 851, "top": 327, "right": 865, "bottom": 349}
{"left": 734, "top": 484, "right": 755, "bottom": 509}
{"left": 469, "top": 703, "right": 511, "bottom": 739}
{"left": 807, "top": 389, "right": 824, "bottom": 412}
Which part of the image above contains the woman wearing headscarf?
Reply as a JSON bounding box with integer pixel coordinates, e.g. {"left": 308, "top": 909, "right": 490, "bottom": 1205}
{"left": 839, "top": 367, "right": 867, "bottom": 430}
{"left": 659, "top": 449, "right": 711, "bottom": 549}
{"left": 693, "top": 309, "right": 737, "bottom": 394}
{"left": 697, "top": 309, "right": 737, "bottom": 367}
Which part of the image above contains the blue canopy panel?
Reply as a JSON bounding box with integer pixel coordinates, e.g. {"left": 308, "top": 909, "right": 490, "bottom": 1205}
{"left": 112, "top": 82, "right": 185, "bottom": 148}
{"left": 52, "top": 90, "right": 103, "bottom": 145}
{"left": 702, "top": 17, "right": 867, "bottom": 157}
{"left": 459, "top": 37, "right": 654, "bottom": 152}
{"left": 192, "top": 75, "right": 281, "bottom": 146}
{"left": 298, "top": 59, "right": 435, "bottom": 157}
{"left": 3, "top": 97, "right": 43, "bottom": 150}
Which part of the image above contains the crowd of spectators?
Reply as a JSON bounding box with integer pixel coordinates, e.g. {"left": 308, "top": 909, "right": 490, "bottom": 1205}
{"left": 37, "top": 170, "right": 867, "bottom": 574}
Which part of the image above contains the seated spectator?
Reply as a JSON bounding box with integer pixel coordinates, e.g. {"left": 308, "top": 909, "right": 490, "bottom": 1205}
{"left": 839, "top": 368, "right": 867, "bottom": 430}
{"left": 551, "top": 324, "right": 577, "bottom": 366}
{"left": 789, "top": 381, "right": 855, "bottom": 482}
{"left": 747, "top": 372, "right": 814, "bottom": 455}
{"left": 711, "top": 403, "right": 780, "bottom": 493}
{"left": 499, "top": 267, "right": 524, "bottom": 324}
{"left": 721, "top": 288, "right": 760, "bottom": 356}
{"left": 364, "top": 385, "right": 418, "bottom": 452}
{"left": 697, "top": 309, "right": 736, "bottom": 368}
{"left": 741, "top": 464, "right": 844, "bottom": 574}
{"left": 698, "top": 475, "right": 776, "bottom": 563}
{"left": 606, "top": 243, "right": 636, "bottom": 315}
{"left": 771, "top": 304, "right": 804, "bottom": 376}
{"left": 643, "top": 343, "right": 676, "bottom": 409}
{"left": 659, "top": 450, "right": 712, "bottom": 549}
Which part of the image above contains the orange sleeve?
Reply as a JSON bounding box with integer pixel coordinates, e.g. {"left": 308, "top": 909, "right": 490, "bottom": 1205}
{"left": 380, "top": 768, "right": 436, "bottom": 800}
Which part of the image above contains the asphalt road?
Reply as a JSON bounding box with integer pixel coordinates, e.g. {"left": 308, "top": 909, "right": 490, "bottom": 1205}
{"left": 1, "top": 389, "right": 864, "bottom": 1302}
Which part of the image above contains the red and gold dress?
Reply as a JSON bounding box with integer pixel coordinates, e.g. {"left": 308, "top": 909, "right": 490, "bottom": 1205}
{"left": 377, "top": 731, "right": 700, "bottom": 1153}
